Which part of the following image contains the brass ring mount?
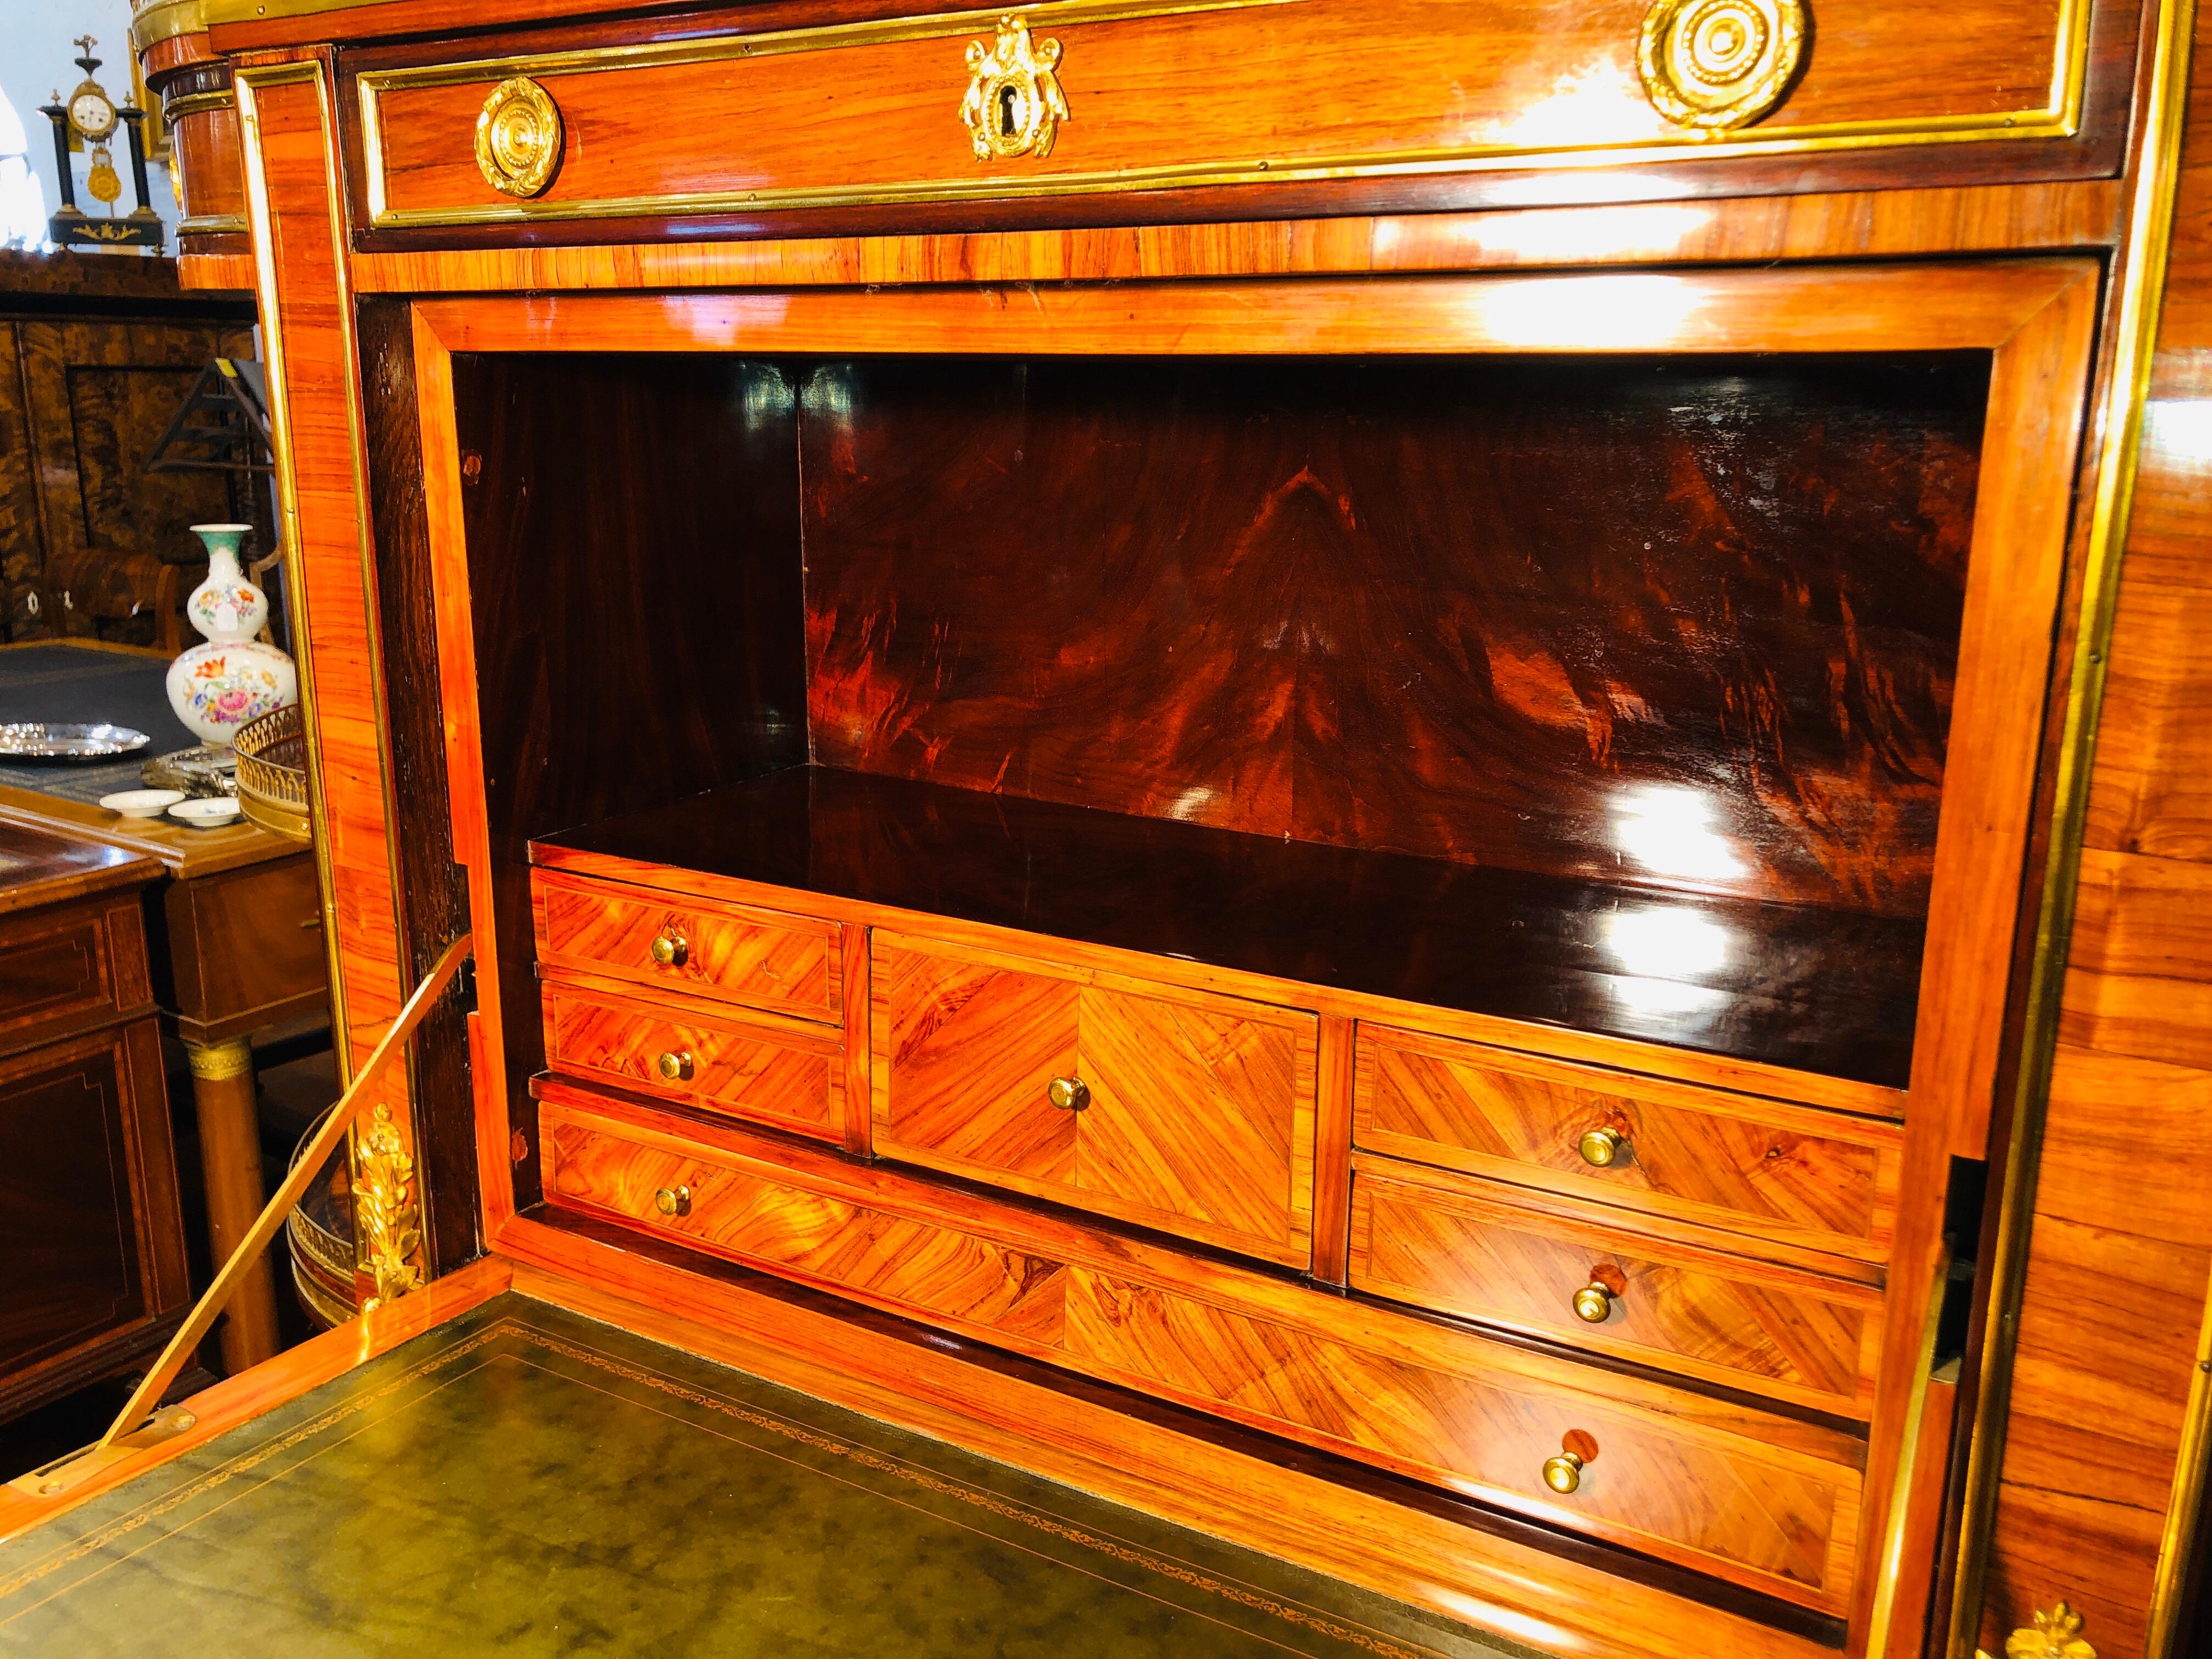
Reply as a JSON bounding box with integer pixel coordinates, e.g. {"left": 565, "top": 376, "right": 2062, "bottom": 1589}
{"left": 1637, "top": 0, "right": 1807, "bottom": 135}
{"left": 475, "top": 76, "right": 564, "bottom": 197}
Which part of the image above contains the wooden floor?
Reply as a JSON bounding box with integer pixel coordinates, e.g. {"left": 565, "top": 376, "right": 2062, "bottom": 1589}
{"left": 0, "top": 1293, "right": 1530, "bottom": 1657}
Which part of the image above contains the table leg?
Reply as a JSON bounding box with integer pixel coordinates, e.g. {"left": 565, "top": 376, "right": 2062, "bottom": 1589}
{"left": 184, "top": 1037, "right": 283, "bottom": 1373}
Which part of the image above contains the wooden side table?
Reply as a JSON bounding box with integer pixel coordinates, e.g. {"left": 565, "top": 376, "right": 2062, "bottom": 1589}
{"left": 0, "top": 823, "right": 189, "bottom": 1421}
{"left": 0, "top": 644, "right": 330, "bottom": 1375}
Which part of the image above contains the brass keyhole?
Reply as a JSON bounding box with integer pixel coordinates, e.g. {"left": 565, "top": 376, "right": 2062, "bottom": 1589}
{"left": 998, "top": 82, "right": 1022, "bottom": 137}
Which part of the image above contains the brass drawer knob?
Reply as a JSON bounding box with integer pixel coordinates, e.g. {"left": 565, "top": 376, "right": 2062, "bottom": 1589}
{"left": 1542, "top": 1451, "right": 1585, "bottom": 1494}
{"left": 1047, "top": 1075, "right": 1090, "bottom": 1111}
{"left": 650, "top": 928, "right": 689, "bottom": 968}
{"left": 1636, "top": 0, "right": 1807, "bottom": 137}
{"left": 656, "top": 1049, "right": 695, "bottom": 1083}
{"left": 1577, "top": 1126, "right": 1625, "bottom": 1167}
{"left": 653, "top": 1184, "right": 691, "bottom": 1218}
{"left": 1572, "top": 1282, "right": 1616, "bottom": 1323}
{"left": 475, "top": 76, "right": 562, "bottom": 198}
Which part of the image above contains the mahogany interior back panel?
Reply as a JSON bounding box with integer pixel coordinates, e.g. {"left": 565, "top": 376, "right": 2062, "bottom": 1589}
{"left": 800, "top": 353, "right": 1988, "bottom": 919}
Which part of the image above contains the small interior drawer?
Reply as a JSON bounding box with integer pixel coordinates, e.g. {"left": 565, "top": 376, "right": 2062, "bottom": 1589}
{"left": 541, "top": 980, "right": 841, "bottom": 1142}
{"left": 869, "top": 932, "right": 1317, "bottom": 1267}
{"left": 1347, "top": 1157, "right": 1884, "bottom": 1417}
{"left": 1354, "top": 1024, "right": 1902, "bottom": 1265}
{"left": 534, "top": 868, "right": 839, "bottom": 1024}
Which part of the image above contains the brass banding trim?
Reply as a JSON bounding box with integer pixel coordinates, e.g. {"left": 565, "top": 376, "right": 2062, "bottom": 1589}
{"left": 184, "top": 1036, "right": 255, "bottom": 1082}
{"left": 176, "top": 212, "right": 247, "bottom": 236}
{"left": 354, "top": 0, "right": 2092, "bottom": 232}
{"left": 161, "top": 87, "right": 237, "bottom": 123}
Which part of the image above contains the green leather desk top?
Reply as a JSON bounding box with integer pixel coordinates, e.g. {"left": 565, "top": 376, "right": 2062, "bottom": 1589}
{"left": 0, "top": 1295, "right": 1525, "bottom": 1657}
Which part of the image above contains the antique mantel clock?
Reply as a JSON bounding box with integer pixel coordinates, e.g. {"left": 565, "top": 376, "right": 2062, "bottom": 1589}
{"left": 40, "top": 38, "right": 164, "bottom": 250}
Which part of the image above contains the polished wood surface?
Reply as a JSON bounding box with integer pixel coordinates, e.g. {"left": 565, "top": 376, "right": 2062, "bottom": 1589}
{"left": 543, "top": 1107, "right": 1068, "bottom": 1343}
{"left": 357, "top": 0, "right": 2089, "bottom": 241}
{"left": 871, "top": 931, "right": 1317, "bottom": 1266}
{"left": 348, "top": 181, "right": 2125, "bottom": 296}
{"left": 1347, "top": 1158, "right": 1884, "bottom": 1417}
{"left": 1353, "top": 1025, "right": 1905, "bottom": 1266}
{"left": 0, "top": 826, "right": 186, "bottom": 1425}
{"left": 534, "top": 869, "right": 838, "bottom": 1023}
{"left": 158, "top": 852, "right": 327, "bottom": 1045}
{"left": 802, "top": 352, "right": 1980, "bottom": 919}
{"left": 541, "top": 765, "right": 1926, "bottom": 1084}
{"left": 531, "top": 1082, "right": 1864, "bottom": 1609}
{"left": 541, "top": 977, "right": 840, "bottom": 1141}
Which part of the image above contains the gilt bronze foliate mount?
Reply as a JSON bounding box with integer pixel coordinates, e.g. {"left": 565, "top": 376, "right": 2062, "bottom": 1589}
{"left": 1637, "top": 0, "right": 1807, "bottom": 136}
{"left": 962, "top": 15, "right": 1071, "bottom": 161}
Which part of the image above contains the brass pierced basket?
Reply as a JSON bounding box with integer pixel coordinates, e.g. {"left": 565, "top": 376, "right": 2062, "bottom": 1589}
{"left": 287, "top": 1105, "right": 356, "bottom": 1332}
{"left": 232, "top": 703, "right": 312, "bottom": 844}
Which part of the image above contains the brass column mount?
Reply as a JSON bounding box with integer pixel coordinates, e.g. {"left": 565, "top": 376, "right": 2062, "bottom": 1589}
{"left": 961, "top": 15, "right": 1071, "bottom": 161}
{"left": 2002, "top": 1604, "right": 2096, "bottom": 1659}
{"left": 1637, "top": 0, "right": 1807, "bottom": 135}
{"left": 474, "top": 75, "right": 563, "bottom": 197}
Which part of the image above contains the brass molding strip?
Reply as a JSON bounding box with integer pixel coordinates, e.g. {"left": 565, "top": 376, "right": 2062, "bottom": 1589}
{"left": 176, "top": 211, "right": 247, "bottom": 234}
{"left": 1863, "top": 1248, "right": 1954, "bottom": 1659}
{"left": 160, "top": 87, "right": 237, "bottom": 123}
{"left": 129, "top": 0, "right": 210, "bottom": 55}
{"left": 1942, "top": 1, "right": 2199, "bottom": 1653}
{"left": 2150, "top": 1272, "right": 2212, "bottom": 1652}
{"left": 354, "top": 0, "right": 2092, "bottom": 232}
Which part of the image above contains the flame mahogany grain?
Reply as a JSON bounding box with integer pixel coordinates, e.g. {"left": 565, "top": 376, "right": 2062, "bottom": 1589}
{"left": 800, "top": 352, "right": 1986, "bottom": 921}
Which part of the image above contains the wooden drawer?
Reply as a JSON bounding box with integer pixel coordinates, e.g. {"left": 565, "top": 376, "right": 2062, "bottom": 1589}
{"left": 541, "top": 979, "right": 841, "bottom": 1142}
{"left": 1347, "top": 1157, "right": 1883, "bottom": 1417}
{"left": 1355, "top": 1024, "right": 1902, "bottom": 1264}
{"left": 534, "top": 869, "right": 839, "bottom": 1024}
{"left": 353, "top": 0, "right": 2090, "bottom": 237}
{"left": 537, "top": 1084, "right": 1861, "bottom": 1611}
{"left": 870, "top": 932, "right": 1316, "bottom": 1266}
{"left": 1065, "top": 1269, "right": 1860, "bottom": 1613}
{"left": 0, "top": 891, "right": 147, "bottom": 1056}
{"left": 541, "top": 1098, "right": 1066, "bottom": 1346}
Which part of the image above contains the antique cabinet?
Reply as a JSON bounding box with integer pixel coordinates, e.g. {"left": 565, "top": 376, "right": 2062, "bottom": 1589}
{"left": 0, "top": 825, "right": 188, "bottom": 1422}
{"left": 30, "top": 0, "right": 2209, "bottom": 1653}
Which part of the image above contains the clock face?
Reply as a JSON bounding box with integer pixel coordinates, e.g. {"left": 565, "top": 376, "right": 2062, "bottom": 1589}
{"left": 69, "top": 90, "right": 115, "bottom": 140}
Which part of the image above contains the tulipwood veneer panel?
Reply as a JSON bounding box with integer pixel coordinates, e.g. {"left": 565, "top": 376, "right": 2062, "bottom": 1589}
{"left": 541, "top": 978, "right": 841, "bottom": 1142}
{"left": 531, "top": 1082, "right": 1864, "bottom": 1612}
{"left": 1353, "top": 1024, "right": 1903, "bottom": 1265}
{"left": 534, "top": 868, "right": 839, "bottom": 1024}
{"left": 871, "top": 931, "right": 1316, "bottom": 1267}
{"left": 1347, "top": 1158, "right": 1884, "bottom": 1417}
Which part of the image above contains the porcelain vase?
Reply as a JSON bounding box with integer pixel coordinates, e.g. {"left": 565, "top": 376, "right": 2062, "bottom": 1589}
{"left": 165, "top": 524, "right": 298, "bottom": 749}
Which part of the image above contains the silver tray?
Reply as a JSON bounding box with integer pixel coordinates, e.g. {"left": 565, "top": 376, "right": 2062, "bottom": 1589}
{"left": 0, "top": 722, "right": 153, "bottom": 761}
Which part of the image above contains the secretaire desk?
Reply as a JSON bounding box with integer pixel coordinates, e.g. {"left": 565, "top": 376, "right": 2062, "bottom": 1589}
{"left": 0, "top": 642, "right": 329, "bottom": 1374}
{"left": 20, "top": 0, "right": 2210, "bottom": 1655}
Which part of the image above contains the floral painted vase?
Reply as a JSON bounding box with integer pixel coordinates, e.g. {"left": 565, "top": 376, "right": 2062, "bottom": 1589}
{"left": 165, "top": 524, "right": 298, "bottom": 749}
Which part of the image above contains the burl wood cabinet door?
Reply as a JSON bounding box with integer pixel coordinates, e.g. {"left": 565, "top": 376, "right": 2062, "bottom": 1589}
{"left": 872, "top": 933, "right": 1317, "bottom": 1266}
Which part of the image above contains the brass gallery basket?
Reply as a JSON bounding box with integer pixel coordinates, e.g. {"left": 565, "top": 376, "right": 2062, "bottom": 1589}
{"left": 288, "top": 1105, "right": 356, "bottom": 1332}
{"left": 232, "top": 703, "right": 312, "bottom": 844}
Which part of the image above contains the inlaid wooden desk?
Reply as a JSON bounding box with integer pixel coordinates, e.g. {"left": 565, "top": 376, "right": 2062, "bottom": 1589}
{"left": 0, "top": 648, "right": 328, "bottom": 1376}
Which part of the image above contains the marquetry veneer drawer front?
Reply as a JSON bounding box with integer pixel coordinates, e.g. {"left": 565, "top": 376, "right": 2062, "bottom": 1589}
{"left": 534, "top": 870, "right": 839, "bottom": 1024}
{"left": 0, "top": 892, "right": 147, "bottom": 1053}
{"left": 541, "top": 1100, "right": 1067, "bottom": 1345}
{"left": 871, "top": 932, "right": 1317, "bottom": 1266}
{"left": 1347, "top": 1159, "right": 1883, "bottom": 1417}
{"left": 1355, "top": 1025, "right": 1902, "bottom": 1264}
{"left": 540, "top": 1090, "right": 1863, "bottom": 1610}
{"left": 355, "top": 0, "right": 2086, "bottom": 236}
{"left": 541, "top": 982, "right": 840, "bottom": 1141}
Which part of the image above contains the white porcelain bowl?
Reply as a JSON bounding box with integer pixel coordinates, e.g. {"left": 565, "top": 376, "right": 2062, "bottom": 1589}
{"left": 168, "top": 797, "right": 244, "bottom": 830}
{"left": 100, "top": 789, "right": 186, "bottom": 820}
